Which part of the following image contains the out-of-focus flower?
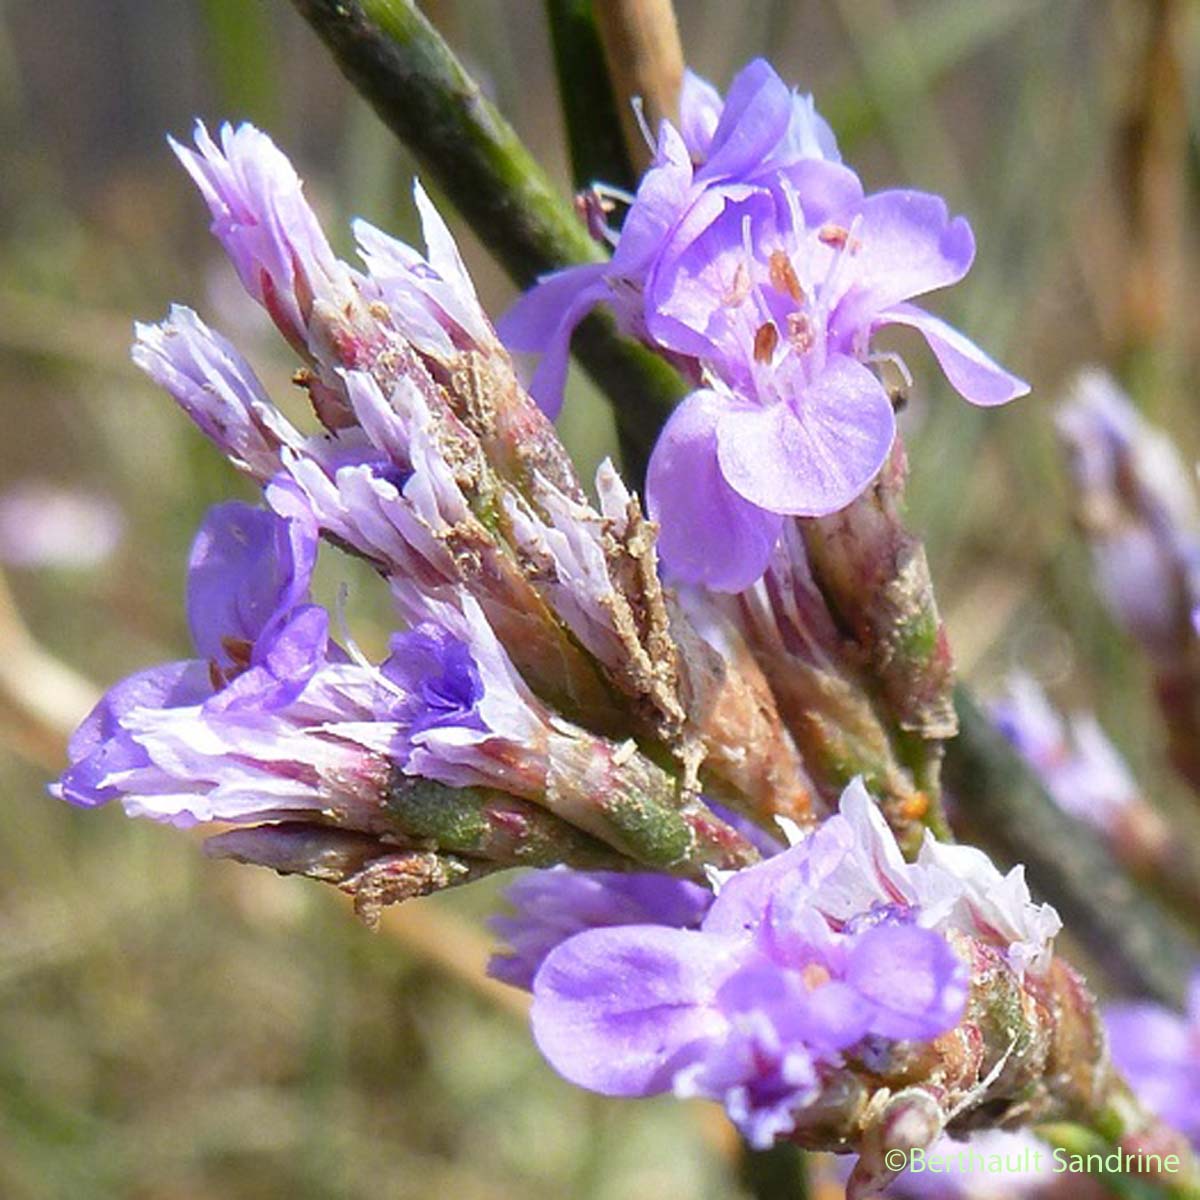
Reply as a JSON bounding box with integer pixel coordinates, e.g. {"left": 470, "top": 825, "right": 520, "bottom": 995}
{"left": 1057, "top": 369, "right": 1200, "bottom": 793}
{"left": 0, "top": 481, "right": 124, "bottom": 569}
{"left": 1106, "top": 970, "right": 1200, "bottom": 1149}
{"left": 1056, "top": 369, "right": 1200, "bottom": 660}
{"left": 528, "top": 779, "right": 1059, "bottom": 1148}
{"left": 991, "top": 674, "right": 1144, "bottom": 835}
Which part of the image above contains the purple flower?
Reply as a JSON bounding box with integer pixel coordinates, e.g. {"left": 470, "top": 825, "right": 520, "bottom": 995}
{"left": 383, "top": 624, "right": 484, "bottom": 735}
{"left": 51, "top": 498, "right": 550, "bottom": 830}
{"left": 500, "top": 57, "right": 845, "bottom": 414}
{"left": 50, "top": 502, "right": 365, "bottom": 824}
{"left": 0, "top": 481, "right": 124, "bottom": 569}
{"left": 528, "top": 780, "right": 990, "bottom": 1146}
{"left": 1105, "top": 971, "right": 1200, "bottom": 1148}
{"left": 488, "top": 867, "right": 714, "bottom": 989}
{"left": 383, "top": 589, "right": 550, "bottom": 794}
{"left": 501, "top": 58, "right": 1026, "bottom": 590}
{"left": 642, "top": 179, "right": 1024, "bottom": 590}
{"left": 991, "top": 674, "right": 1140, "bottom": 835}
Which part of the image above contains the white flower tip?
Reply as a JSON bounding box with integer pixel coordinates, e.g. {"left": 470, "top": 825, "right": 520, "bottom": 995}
{"left": 704, "top": 864, "right": 734, "bottom": 895}
{"left": 773, "top": 815, "right": 809, "bottom": 847}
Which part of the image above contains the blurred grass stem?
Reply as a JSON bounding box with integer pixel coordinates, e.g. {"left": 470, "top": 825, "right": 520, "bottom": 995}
{"left": 591, "top": 0, "right": 684, "bottom": 175}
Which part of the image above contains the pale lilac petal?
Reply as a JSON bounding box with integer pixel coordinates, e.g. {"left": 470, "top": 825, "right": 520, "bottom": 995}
{"left": 646, "top": 389, "right": 783, "bottom": 591}
{"left": 702, "top": 839, "right": 814, "bottom": 938}
{"left": 609, "top": 123, "right": 696, "bottom": 275}
{"left": 489, "top": 867, "right": 712, "bottom": 990}
{"left": 171, "top": 122, "right": 346, "bottom": 345}
{"left": 132, "top": 306, "right": 302, "bottom": 480}
{"left": 185, "top": 502, "right": 316, "bottom": 668}
{"left": 845, "top": 923, "right": 967, "bottom": 1040}
{"left": 497, "top": 263, "right": 609, "bottom": 417}
{"left": 831, "top": 190, "right": 975, "bottom": 330}
{"left": 715, "top": 355, "right": 895, "bottom": 516}
{"left": 775, "top": 92, "right": 842, "bottom": 166}
{"left": 411, "top": 179, "right": 488, "bottom": 338}
{"left": 774, "top": 159, "right": 863, "bottom": 225}
{"left": 880, "top": 302, "right": 1029, "bottom": 406}
{"left": 700, "top": 59, "right": 792, "bottom": 182}
{"left": 678, "top": 69, "right": 724, "bottom": 160}
{"left": 645, "top": 186, "right": 771, "bottom": 364}
{"left": 531, "top": 926, "right": 741, "bottom": 1095}
{"left": 54, "top": 661, "right": 214, "bottom": 808}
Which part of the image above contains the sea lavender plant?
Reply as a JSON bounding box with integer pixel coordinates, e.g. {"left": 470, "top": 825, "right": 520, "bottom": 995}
{"left": 46, "top": 26, "right": 1200, "bottom": 1199}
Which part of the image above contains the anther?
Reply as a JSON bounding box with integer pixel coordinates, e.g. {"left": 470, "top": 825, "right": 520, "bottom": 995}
{"left": 769, "top": 250, "right": 805, "bottom": 303}
{"left": 754, "top": 322, "right": 780, "bottom": 363}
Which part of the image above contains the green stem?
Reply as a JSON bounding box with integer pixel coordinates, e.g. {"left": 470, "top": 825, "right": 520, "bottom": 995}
{"left": 945, "top": 687, "right": 1195, "bottom": 1006}
{"left": 290, "top": 0, "right": 683, "bottom": 483}
{"left": 544, "top": 0, "right": 635, "bottom": 192}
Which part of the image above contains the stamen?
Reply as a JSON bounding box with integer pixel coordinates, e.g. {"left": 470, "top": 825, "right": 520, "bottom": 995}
{"left": 630, "top": 96, "right": 656, "bottom": 155}
{"left": 740, "top": 215, "right": 774, "bottom": 325}
{"left": 769, "top": 250, "right": 805, "bottom": 304}
{"left": 800, "top": 963, "right": 832, "bottom": 990}
{"left": 722, "top": 261, "right": 751, "bottom": 308}
{"left": 818, "top": 222, "right": 861, "bottom": 252}
{"left": 592, "top": 182, "right": 637, "bottom": 208}
{"left": 754, "top": 322, "right": 780, "bottom": 364}
{"left": 786, "top": 312, "right": 815, "bottom": 353}
{"left": 220, "top": 635, "right": 253, "bottom": 670}
{"left": 817, "top": 213, "right": 865, "bottom": 315}
{"left": 574, "top": 190, "right": 616, "bottom": 246}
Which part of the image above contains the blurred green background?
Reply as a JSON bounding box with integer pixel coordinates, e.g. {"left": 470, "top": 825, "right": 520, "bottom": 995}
{"left": 0, "top": 1, "right": 1196, "bottom": 1196}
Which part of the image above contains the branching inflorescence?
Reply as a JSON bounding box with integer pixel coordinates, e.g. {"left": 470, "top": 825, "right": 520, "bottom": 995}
{"left": 50, "top": 54, "right": 1198, "bottom": 1198}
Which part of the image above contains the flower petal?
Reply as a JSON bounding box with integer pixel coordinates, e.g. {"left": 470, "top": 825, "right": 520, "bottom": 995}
{"left": 54, "top": 661, "right": 214, "bottom": 808}
{"left": 489, "top": 867, "right": 713, "bottom": 990}
{"left": 715, "top": 355, "right": 895, "bottom": 516}
{"left": 186, "top": 501, "right": 316, "bottom": 669}
{"left": 831, "top": 190, "right": 975, "bottom": 331}
{"left": 700, "top": 59, "right": 792, "bottom": 182}
{"left": 646, "top": 390, "right": 783, "bottom": 591}
{"left": 531, "top": 926, "right": 741, "bottom": 1095}
{"left": 496, "top": 264, "right": 610, "bottom": 418}
{"left": 678, "top": 69, "right": 724, "bottom": 161}
{"left": 846, "top": 922, "right": 967, "bottom": 1040}
{"left": 880, "top": 303, "right": 1029, "bottom": 406}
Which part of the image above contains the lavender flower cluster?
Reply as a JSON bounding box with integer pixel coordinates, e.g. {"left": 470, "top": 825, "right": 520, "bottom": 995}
{"left": 505, "top": 59, "right": 1027, "bottom": 590}
{"left": 50, "top": 56, "right": 1198, "bottom": 1195}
